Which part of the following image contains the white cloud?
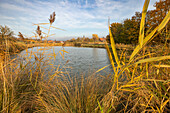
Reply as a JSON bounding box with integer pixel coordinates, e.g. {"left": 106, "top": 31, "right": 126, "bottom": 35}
{"left": 0, "top": 3, "right": 26, "bottom": 11}
{"left": 0, "top": 0, "right": 159, "bottom": 40}
{"left": 0, "top": 15, "right": 16, "bottom": 20}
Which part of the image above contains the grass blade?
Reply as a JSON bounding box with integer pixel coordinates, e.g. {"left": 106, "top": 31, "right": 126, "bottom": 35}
{"left": 97, "top": 100, "right": 103, "bottom": 113}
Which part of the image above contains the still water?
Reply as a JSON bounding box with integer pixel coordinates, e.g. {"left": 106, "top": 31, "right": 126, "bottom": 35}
{"left": 18, "top": 46, "right": 113, "bottom": 76}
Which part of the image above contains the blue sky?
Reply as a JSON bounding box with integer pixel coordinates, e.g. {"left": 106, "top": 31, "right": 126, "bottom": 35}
{"left": 0, "top": 0, "right": 158, "bottom": 40}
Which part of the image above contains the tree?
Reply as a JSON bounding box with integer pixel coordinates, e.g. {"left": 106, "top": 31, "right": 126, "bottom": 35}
{"left": 123, "top": 19, "right": 139, "bottom": 44}
{"left": 107, "top": 0, "right": 169, "bottom": 44}
{"left": 106, "top": 35, "right": 110, "bottom": 44}
{"left": 70, "top": 38, "right": 76, "bottom": 42}
{"left": 110, "top": 23, "right": 120, "bottom": 42}
{"left": 76, "top": 37, "right": 81, "bottom": 42}
{"left": 84, "top": 37, "right": 90, "bottom": 42}
{"left": 90, "top": 38, "right": 94, "bottom": 42}
{"left": 92, "top": 34, "right": 99, "bottom": 42}
{"left": 147, "top": 0, "right": 170, "bottom": 43}
{"left": 109, "top": 19, "right": 139, "bottom": 44}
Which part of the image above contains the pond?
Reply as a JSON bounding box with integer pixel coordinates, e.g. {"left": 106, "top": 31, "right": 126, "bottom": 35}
{"left": 18, "top": 46, "right": 113, "bottom": 76}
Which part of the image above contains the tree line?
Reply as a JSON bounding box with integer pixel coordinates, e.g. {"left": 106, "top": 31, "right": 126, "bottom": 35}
{"left": 106, "top": 0, "right": 169, "bottom": 45}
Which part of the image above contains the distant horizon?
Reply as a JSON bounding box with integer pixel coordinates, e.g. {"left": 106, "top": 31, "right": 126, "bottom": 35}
{"left": 0, "top": 0, "right": 158, "bottom": 40}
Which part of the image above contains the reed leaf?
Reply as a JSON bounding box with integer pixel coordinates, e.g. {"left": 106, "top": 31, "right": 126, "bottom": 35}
{"left": 154, "top": 65, "right": 170, "bottom": 68}
{"left": 144, "top": 94, "right": 153, "bottom": 111}
{"left": 51, "top": 26, "right": 66, "bottom": 31}
{"left": 60, "top": 48, "right": 69, "bottom": 54}
{"left": 130, "top": 10, "right": 170, "bottom": 61}
{"left": 121, "top": 84, "right": 140, "bottom": 88}
{"left": 96, "top": 65, "right": 110, "bottom": 73}
{"left": 48, "top": 34, "right": 55, "bottom": 37}
{"left": 120, "top": 88, "right": 135, "bottom": 92}
{"left": 44, "top": 34, "right": 55, "bottom": 38}
{"left": 39, "top": 26, "right": 49, "bottom": 30}
{"left": 59, "top": 51, "right": 64, "bottom": 59}
{"left": 139, "top": 0, "right": 150, "bottom": 47}
{"left": 108, "top": 19, "right": 120, "bottom": 67}
{"left": 30, "top": 36, "right": 36, "bottom": 38}
{"left": 33, "top": 23, "right": 50, "bottom": 25}
{"left": 135, "top": 56, "right": 170, "bottom": 64}
{"left": 105, "top": 43, "right": 115, "bottom": 71}
{"left": 129, "top": 27, "right": 158, "bottom": 61}
{"left": 161, "top": 99, "right": 170, "bottom": 111}
{"left": 158, "top": 10, "right": 170, "bottom": 32}
{"left": 42, "top": 32, "right": 48, "bottom": 35}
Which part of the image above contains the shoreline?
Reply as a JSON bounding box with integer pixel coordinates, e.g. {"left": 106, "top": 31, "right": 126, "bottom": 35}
{"left": 4, "top": 41, "right": 165, "bottom": 56}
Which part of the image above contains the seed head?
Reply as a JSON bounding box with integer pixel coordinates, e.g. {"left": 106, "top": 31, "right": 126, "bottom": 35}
{"left": 49, "top": 12, "right": 56, "bottom": 24}
{"left": 18, "top": 32, "right": 24, "bottom": 40}
{"left": 36, "top": 26, "right": 41, "bottom": 36}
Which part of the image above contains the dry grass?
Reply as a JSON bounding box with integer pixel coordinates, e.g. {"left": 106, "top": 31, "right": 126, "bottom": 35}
{"left": 0, "top": 1, "right": 170, "bottom": 112}
{"left": 0, "top": 47, "right": 113, "bottom": 112}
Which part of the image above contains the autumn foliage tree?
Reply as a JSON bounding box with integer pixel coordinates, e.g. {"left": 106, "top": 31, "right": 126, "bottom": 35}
{"left": 92, "top": 34, "right": 99, "bottom": 42}
{"left": 147, "top": 0, "right": 170, "bottom": 43}
{"left": 107, "top": 0, "right": 169, "bottom": 44}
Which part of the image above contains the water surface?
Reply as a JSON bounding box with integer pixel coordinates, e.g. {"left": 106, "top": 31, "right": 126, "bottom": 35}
{"left": 19, "top": 46, "right": 113, "bottom": 76}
